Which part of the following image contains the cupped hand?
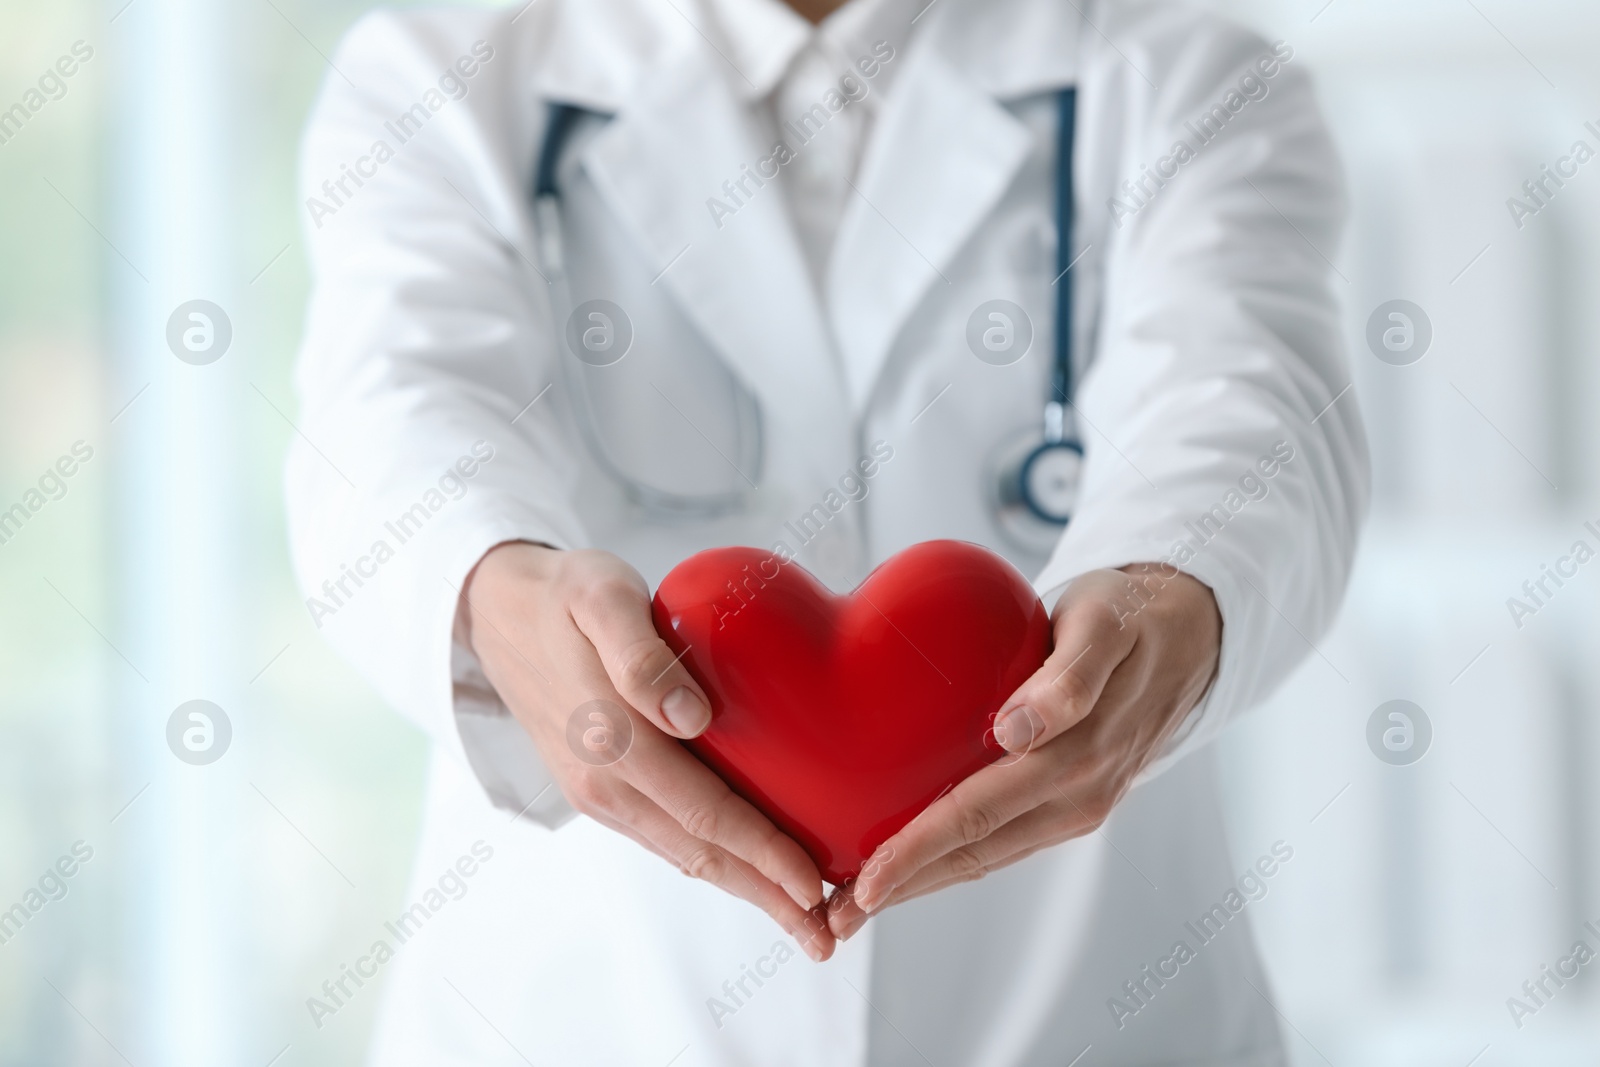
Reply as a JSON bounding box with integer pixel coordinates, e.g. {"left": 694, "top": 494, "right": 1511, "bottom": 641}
{"left": 826, "top": 562, "right": 1221, "bottom": 938}
{"left": 464, "top": 543, "right": 836, "bottom": 960}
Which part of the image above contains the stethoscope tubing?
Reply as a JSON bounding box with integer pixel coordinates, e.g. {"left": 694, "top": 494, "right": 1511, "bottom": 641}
{"left": 531, "top": 86, "right": 1082, "bottom": 525}
{"left": 1052, "top": 86, "right": 1077, "bottom": 427}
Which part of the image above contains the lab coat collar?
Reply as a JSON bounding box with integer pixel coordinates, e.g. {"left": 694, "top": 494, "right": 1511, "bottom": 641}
{"left": 824, "top": 0, "right": 1081, "bottom": 407}
{"left": 920, "top": 0, "right": 1083, "bottom": 101}
{"left": 519, "top": 0, "right": 807, "bottom": 110}
{"left": 825, "top": 41, "right": 1035, "bottom": 408}
{"left": 681, "top": 0, "right": 811, "bottom": 102}
{"left": 521, "top": 0, "right": 1082, "bottom": 118}
{"left": 521, "top": 0, "right": 1084, "bottom": 412}
{"left": 691, "top": 0, "right": 931, "bottom": 102}
{"left": 575, "top": 16, "right": 857, "bottom": 486}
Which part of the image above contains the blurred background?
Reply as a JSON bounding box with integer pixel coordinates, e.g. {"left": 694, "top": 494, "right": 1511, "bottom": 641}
{"left": 1, "top": 0, "right": 1597, "bottom": 1064}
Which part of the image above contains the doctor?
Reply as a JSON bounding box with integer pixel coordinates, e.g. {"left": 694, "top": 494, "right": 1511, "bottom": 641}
{"left": 288, "top": 0, "right": 1367, "bottom": 1063}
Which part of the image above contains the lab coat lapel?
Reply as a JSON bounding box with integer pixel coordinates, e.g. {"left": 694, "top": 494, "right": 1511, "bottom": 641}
{"left": 827, "top": 43, "right": 1034, "bottom": 411}
{"left": 578, "top": 47, "right": 854, "bottom": 483}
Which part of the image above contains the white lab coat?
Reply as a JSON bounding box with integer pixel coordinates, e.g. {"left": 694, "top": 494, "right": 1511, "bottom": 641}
{"left": 286, "top": 0, "right": 1368, "bottom": 1062}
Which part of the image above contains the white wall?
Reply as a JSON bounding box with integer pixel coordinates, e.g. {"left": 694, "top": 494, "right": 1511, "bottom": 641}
{"left": 1193, "top": 1, "right": 1600, "bottom": 1062}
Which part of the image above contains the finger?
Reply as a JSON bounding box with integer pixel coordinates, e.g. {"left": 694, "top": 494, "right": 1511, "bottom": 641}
{"left": 851, "top": 760, "right": 1042, "bottom": 913}
{"left": 830, "top": 804, "right": 1080, "bottom": 940}
{"left": 877, "top": 801, "right": 1084, "bottom": 908}
{"left": 826, "top": 885, "right": 868, "bottom": 941}
{"left": 820, "top": 847, "right": 893, "bottom": 940}
{"left": 992, "top": 582, "right": 1137, "bottom": 754}
{"left": 526, "top": 608, "right": 826, "bottom": 910}
{"left": 614, "top": 789, "right": 836, "bottom": 962}
{"left": 523, "top": 618, "right": 827, "bottom": 911}
{"left": 621, "top": 727, "right": 828, "bottom": 910}
{"left": 851, "top": 684, "right": 1148, "bottom": 919}
{"left": 571, "top": 576, "right": 712, "bottom": 739}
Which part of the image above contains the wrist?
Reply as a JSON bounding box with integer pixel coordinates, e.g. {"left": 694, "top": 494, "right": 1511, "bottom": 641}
{"left": 463, "top": 541, "right": 560, "bottom": 657}
{"left": 1090, "top": 562, "right": 1220, "bottom": 654}
{"left": 1116, "top": 559, "right": 1221, "bottom": 678}
{"left": 1114, "top": 561, "right": 1215, "bottom": 615}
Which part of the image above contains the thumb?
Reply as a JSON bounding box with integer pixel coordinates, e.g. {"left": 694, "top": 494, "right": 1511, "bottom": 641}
{"left": 992, "top": 570, "right": 1138, "bottom": 753}
{"left": 572, "top": 580, "right": 712, "bottom": 739}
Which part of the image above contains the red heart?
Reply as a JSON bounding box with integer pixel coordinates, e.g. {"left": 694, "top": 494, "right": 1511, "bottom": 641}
{"left": 651, "top": 540, "right": 1051, "bottom": 886}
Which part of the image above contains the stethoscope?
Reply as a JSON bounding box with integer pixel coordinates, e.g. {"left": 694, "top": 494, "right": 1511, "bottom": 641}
{"left": 533, "top": 103, "right": 762, "bottom": 516}
{"left": 994, "top": 87, "right": 1084, "bottom": 532}
{"left": 532, "top": 87, "right": 1084, "bottom": 537}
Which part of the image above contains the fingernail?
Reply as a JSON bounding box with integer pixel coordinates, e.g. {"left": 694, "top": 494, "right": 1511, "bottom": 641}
{"left": 662, "top": 687, "right": 710, "bottom": 737}
{"left": 798, "top": 936, "right": 824, "bottom": 962}
{"left": 782, "top": 881, "right": 814, "bottom": 910}
{"left": 994, "top": 705, "right": 1041, "bottom": 751}
{"left": 840, "top": 915, "right": 867, "bottom": 941}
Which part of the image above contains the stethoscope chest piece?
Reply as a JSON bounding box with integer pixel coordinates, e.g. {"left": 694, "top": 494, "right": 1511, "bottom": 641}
{"left": 989, "top": 406, "right": 1083, "bottom": 554}
{"left": 988, "top": 86, "right": 1085, "bottom": 553}
{"left": 1018, "top": 438, "right": 1083, "bottom": 524}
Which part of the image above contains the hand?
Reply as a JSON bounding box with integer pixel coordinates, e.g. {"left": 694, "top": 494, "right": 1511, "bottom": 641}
{"left": 827, "top": 562, "right": 1221, "bottom": 937}
{"left": 463, "top": 543, "right": 837, "bottom": 961}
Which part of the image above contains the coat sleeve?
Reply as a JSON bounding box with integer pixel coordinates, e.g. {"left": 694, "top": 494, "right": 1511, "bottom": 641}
{"left": 1031, "top": 17, "right": 1370, "bottom": 778}
{"left": 285, "top": 11, "right": 581, "bottom": 827}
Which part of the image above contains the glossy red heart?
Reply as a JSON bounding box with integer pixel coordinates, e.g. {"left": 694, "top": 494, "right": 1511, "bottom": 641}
{"left": 651, "top": 539, "right": 1051, "bottom": 886}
